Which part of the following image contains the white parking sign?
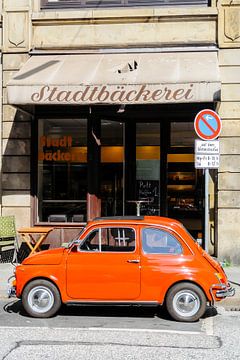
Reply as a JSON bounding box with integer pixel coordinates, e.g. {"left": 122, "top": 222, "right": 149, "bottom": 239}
{"left": 195, "top": 154, "right": 220, "bottom": 169}
{"left": 195, "top": 139, "right": 220, "bottom": 169}
{"left": 195, "top": 140, "right": 219, "bottom": 154}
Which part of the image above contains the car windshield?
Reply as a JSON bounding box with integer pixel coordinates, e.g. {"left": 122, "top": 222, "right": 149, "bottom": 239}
{"left": 67, "top": 228, "right": 85, "bottom": 248}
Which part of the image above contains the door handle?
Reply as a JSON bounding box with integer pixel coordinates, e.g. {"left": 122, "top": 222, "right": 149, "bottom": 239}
{"left": 127, "top": 259, "right": 140, "bottom": 263}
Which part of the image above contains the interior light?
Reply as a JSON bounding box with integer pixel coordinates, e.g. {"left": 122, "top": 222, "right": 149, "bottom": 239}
{"left": 117, "top": 104, "right": 125, "bottom": 113}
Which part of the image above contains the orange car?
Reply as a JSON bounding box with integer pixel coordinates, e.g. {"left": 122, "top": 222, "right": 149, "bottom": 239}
{"left": 9, "top": 216, "right": 235, "bottom": 321}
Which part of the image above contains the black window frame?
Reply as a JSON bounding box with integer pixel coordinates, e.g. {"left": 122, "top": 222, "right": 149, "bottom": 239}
{"left": 41, "top": 0, "right": 209, "bottom": 10}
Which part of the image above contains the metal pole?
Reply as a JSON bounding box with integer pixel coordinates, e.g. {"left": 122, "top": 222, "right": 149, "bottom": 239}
{"left": 123, "top": 123, "right": 125, "bottom": 215}
{"left": 136, "top": 202, "right": 140, "bottom": 216}
{"left": 204, "top": 168, "right": 209, "bottom": 252}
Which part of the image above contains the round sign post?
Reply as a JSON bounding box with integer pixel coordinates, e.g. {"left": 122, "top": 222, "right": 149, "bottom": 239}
{"left": 194, "top": 109, "right": 222, "bottom": 141}
{"left": 194, "top": 109, "right": 222, "bottom": 253}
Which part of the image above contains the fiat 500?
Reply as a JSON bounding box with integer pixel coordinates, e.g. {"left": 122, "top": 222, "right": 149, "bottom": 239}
{"left": 9, "top": 216, "right": 234, "bottom": 322}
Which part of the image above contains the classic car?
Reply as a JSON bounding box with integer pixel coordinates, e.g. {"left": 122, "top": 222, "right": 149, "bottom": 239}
{"left": 9, "top": 216, "right": 235, "bottom": 321}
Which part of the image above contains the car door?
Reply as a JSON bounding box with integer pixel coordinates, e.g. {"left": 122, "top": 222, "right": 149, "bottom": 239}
{"left": 140, "top": 226, "right": 185, "bottom": 300}
{"left": 66, "top": 225, "right": 141, "bottom": 300}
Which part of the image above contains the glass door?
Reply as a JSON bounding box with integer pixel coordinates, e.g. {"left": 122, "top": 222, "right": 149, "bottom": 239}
{"left": 100, "top": 120, "right": 124, "bottom": 216}
{"left": 135, "top": 123, "right": 161, "bottom": 215}
{"left": 168, "top": 122, "right": 204, "bottom": 238}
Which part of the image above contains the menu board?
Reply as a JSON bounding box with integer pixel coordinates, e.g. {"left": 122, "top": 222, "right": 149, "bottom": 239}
{"left": 136, "top": 180, "right": 160, "bottom": 215}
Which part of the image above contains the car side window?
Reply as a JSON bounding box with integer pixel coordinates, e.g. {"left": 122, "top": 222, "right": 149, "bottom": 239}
{"left": 101, "top": 227, "right": 135, "bottom": 252}
{"left": 80, "top": 227, "right": 135, "bottom": 252}
{"left": 142, "top": 228, "right": 182, "bottom": 254}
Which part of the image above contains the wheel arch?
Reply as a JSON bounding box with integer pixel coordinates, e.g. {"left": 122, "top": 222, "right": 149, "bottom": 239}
{"left": 163, "top": 279, "right": 210, "bottom": 304}
{"left": 20, "top": 276, "right": 62, "bottom": 301}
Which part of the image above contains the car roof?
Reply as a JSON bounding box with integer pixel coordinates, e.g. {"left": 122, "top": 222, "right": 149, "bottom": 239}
{"left": 87, "top": 216, "right": 183, "bottom": 229}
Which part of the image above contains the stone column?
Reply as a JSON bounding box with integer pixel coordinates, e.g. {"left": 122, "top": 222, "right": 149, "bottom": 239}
{"left": 218, "top": 0, "right": 240, "bottom": 264}
{"left": 2, "top": 0, "right": 32, "bottom": 228}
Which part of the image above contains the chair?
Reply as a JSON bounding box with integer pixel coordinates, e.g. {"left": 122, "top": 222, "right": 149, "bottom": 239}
{"left": 111, "top": 228, "right": 134, "bottom": 247}
{"left": 0, "top": 216, "right": 19, "bottom": 263}
{"left": 48, "top": 214, "right": 67, "bottom": 222}
{"left": 72, "top": 214, "right": 85, "bottom": 222}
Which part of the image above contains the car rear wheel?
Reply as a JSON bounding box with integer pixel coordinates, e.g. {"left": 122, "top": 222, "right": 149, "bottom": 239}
{"left": 166, "top": 282, "right": 207, "bottom": 322}
{"left": 22, "top": 279, "right": 61, "bottom": 318}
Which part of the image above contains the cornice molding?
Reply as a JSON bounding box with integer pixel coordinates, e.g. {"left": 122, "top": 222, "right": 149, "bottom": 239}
{"left": 32, "top": 7, "right": 218, "bottom": 26}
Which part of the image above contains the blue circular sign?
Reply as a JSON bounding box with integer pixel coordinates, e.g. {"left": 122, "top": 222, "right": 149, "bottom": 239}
{"left": 194, "top": 109, "right": 222, "bottom": 140}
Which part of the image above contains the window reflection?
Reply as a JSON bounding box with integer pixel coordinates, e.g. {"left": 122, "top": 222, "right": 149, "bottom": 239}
{"left": 38, "top": 118, "right": 87, "bottom": 222}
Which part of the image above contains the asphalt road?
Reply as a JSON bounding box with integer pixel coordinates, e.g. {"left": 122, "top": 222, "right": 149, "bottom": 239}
{"left": 1, "top": 299, "right": 240, "bottom": 360}
{"left": 0, "top": 299, "right": 206, "bottom": 331}
{"left": 0, "top": 299, "right": 223, "bottom": 360}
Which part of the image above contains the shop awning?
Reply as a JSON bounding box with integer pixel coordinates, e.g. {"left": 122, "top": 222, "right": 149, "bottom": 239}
{"left": 7, "top": 51, "right": 221, "bottom": 105}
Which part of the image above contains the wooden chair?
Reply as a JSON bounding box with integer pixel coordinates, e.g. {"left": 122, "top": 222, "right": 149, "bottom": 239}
{"left": 0, "top": 216, "right": 19, "bottom": 263}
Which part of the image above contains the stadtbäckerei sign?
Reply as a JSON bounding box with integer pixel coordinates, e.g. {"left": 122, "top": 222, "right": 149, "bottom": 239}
{"left": 25, "top": 82, "right": 217, "bottom": 104}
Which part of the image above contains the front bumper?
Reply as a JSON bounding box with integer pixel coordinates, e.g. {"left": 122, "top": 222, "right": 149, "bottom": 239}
{"left": 210, "top": 283, "right": 235, "bottom": 303}
{"left": 7, "top": 275, "right": 16, "bottom": 298}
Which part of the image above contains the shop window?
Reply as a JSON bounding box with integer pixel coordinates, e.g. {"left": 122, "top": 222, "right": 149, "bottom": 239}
{"left": 37, "top": 118, "right": 87, "bottom": 223}
{"left": 41, "top": 0, "right": 209, "bottom": 9}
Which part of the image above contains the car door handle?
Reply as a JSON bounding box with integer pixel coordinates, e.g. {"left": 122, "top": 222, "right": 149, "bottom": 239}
{"left": 127, "top": 259, "right": 140, "bottom": 263}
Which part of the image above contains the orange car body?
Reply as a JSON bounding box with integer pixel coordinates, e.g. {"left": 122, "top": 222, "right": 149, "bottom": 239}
{"left": 13, "top": 216, "right": 233, "bottom": 307}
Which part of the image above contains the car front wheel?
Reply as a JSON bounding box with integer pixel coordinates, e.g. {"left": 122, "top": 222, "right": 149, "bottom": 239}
{"left": 22, "top": 279, "right": 61, "bottom": 318}
{"left": 166, "top": 282, "right": 207, "bottom": 322}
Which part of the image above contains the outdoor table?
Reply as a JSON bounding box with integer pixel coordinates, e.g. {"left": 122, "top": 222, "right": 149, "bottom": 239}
{"left": 17, "top": 227, "right": 54, "bottom": 255}
{"left": 127, "top": 200, "right": 149, "bottom": 216}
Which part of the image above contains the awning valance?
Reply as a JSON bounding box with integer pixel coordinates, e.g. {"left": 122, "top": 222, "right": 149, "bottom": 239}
{"left": 7, "top": 51, "right": 221, "bottom": 105}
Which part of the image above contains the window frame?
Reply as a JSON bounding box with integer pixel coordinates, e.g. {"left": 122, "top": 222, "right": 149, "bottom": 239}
{"left": 141, "top": 227, "right": 183, "bottom": 255}
{"left": 79, "top": 226, "right": 136, "bottom": 253}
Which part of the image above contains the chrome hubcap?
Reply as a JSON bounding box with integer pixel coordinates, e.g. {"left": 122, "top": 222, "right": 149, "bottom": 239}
{"left": 173, "top": 290, "right": 200, "bottom": 317}
{"left": 28, "top": 286, "right": 54, "bottom": 313}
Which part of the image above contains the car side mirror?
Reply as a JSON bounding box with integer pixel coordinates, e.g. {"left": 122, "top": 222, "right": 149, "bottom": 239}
{"left": 70, "top": 244, "right": 79, "bottom": 252}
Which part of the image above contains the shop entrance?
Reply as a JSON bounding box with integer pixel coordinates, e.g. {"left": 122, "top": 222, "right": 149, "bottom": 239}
{"left": 100, "top": 121, "right": 161, "bottom": 217}
{"left": 36, "top": 104, "right": 215, "bottom": 241}
{"left": 99, "top": 117, "right": 204, "bottom": 238}
{"left": 97, "top": 103, "right": 211, "bottom": 239}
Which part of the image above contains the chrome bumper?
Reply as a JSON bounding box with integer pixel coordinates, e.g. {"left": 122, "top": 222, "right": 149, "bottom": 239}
{"left": 210, "top": 283, "right": 235, "bottom": 303}
{"left": 7, "top": 286, "right": 16, "bottom": 298}
{"left": 7, "top": 275, "right": 16, "bottom": 298}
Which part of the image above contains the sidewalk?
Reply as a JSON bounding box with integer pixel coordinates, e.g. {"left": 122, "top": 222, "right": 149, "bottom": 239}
{"left": 0, "top": 262, "right": 15, "bottom": 299}
{"left": 219, "top": 266, "right": 240, "bottom": 310}
{"left": 0, "top": 262, "right": 240, "bottom": 309}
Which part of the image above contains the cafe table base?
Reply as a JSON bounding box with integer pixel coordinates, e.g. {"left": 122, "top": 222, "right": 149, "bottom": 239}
{"left": 17, "top": 227, "right": 54, "bottom": 255}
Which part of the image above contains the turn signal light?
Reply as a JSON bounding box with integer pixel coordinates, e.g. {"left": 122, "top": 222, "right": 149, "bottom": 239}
{"left": 215, "top": 272, "right": 224, "bottom": 283}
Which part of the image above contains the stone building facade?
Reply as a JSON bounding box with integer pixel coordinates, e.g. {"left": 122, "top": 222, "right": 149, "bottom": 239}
{"left": 1, "top": 0, "right": 240, "bottom": 263}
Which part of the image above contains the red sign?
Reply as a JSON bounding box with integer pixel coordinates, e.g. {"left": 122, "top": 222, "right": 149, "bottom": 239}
{"left": 194, "top": 109, "right": 222, "bottom": 140}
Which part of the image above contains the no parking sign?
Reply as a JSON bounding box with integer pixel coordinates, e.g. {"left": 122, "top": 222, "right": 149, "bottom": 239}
{"left": 194, "top": 109, "right": 222, "bottom": 252}
{"left": 194, "top": 109, "right": 222, "bottom": 141}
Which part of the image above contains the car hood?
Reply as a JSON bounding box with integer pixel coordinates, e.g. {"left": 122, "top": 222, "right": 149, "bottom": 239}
{"left": 22, "top": 248, "right": 65, "bottom": 265}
